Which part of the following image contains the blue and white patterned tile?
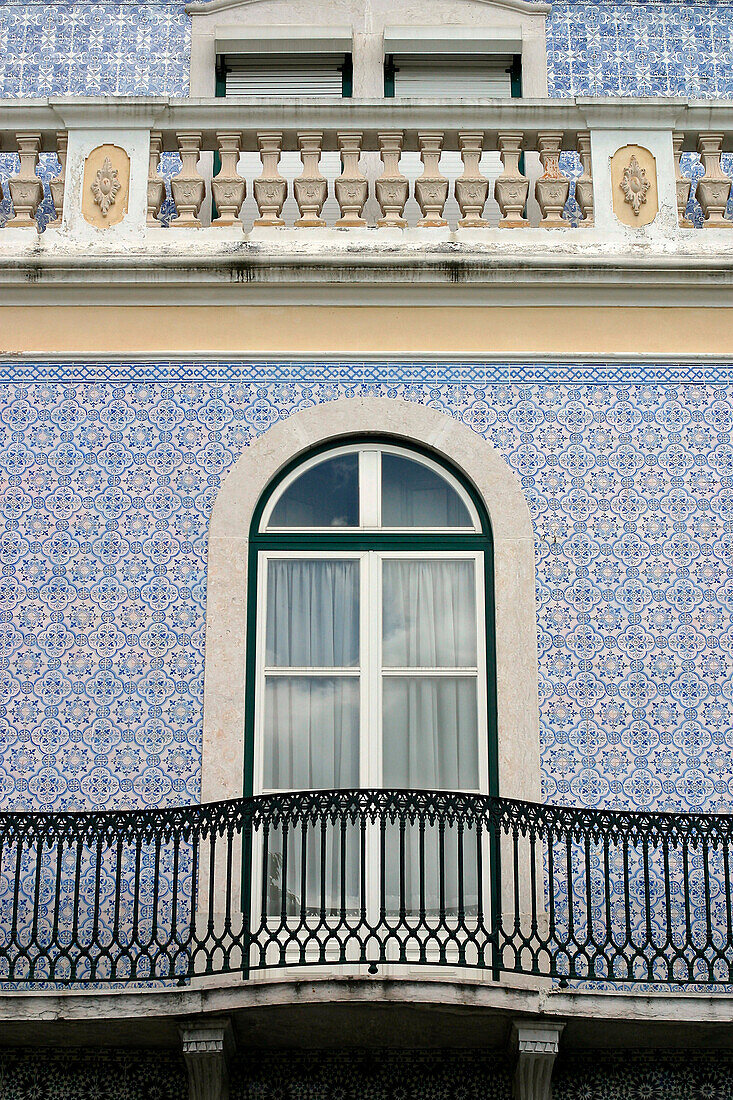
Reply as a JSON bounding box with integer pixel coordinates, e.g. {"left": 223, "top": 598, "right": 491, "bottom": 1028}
{"left": 0, "top": 361, "right": 731, "bottom": 819}
{"left": 1, "top": 0, "right": 733, "bottom": 100}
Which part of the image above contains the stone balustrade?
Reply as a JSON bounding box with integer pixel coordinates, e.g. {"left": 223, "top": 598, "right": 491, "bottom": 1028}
{"left": 2, "top": 97, "right": 733, "bottom": 249}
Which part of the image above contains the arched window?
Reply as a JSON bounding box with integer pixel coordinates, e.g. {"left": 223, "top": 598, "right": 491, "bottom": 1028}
{"left": 245, "top": 439, "right": 497, "bottom": 802}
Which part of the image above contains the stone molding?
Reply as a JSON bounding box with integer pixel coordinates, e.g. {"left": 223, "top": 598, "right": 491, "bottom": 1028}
{"left": 204, "top": 397, "right": 540, "bottom": 807}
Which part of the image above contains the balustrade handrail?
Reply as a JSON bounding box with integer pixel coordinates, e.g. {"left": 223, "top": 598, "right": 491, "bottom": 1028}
{"left": 7, "top": 95, "right": 733, "bottom": 149}
{"left": 1, "top": 789, "right": 732, "bottom": 987}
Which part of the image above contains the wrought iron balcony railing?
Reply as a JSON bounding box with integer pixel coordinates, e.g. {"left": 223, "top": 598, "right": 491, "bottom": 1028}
{"left": 1, "top": 789, "right": 732, "bottom": 987}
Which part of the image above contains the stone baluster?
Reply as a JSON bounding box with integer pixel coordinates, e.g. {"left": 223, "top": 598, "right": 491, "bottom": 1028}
{"left": 415, "top": 131, "right": 449, "bottom": 227}
{"left": 212, "top": 131, "right": 246, "bottom": 228}
{"left": 253, "top": 132, "right": 287, "bottom": 226}
{"left": 673, "top": 131, "right": 693, "bottom": 228}
{"left": 335, "top": 131, "right": 368, "bottom": 228}
{"left": 575, "top": 130, "right": 594, "bottom": 227}
{"left": 495, "top": 131, "right": 529, "bottom": 228}
{"left": 171, "top": 131, "right": 205, "bottom": 228}
{"left": 146, "top": 131, "right": 165, "bottom": 227}
{"left": 375, "top": 131, "right": 409, "bottom": 229}
{"left": 536, "top": 131, "right": 569, "bottom": 228}
{"left": 294, "top": 132, "right": 327, "bottom": 228}
{"left": 48, "top": 131, "right": 68, "bottom": 228}
{"left": 696, "top": 132, "right": 732, "bottom": 228}
{"left": 7, "top": 131, "right": 43, "bottom": 229}
{"left": 455, "top": 131, "right": 489, "bottom": 228}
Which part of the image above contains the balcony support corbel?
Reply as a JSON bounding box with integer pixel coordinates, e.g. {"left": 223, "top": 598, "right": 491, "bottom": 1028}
{"left": 511, "top": 1021, "right": 564, "bottom": 1100}
{"left": 180, "top": 1018, "right": 235, "bottom": 1100}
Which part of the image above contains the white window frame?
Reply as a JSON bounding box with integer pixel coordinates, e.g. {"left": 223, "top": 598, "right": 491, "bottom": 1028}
{"left": 253, "top": 547, "right": 488, "bottom": 800}
{"left": 260, "top": 442, "right": 481, "bottom": 534}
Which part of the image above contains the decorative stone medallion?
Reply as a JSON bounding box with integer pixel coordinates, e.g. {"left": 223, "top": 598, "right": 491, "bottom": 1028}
{"left": 610, "top": 144, "right": 659, "bottom": 228}
{"left": 91, "top": 157, "right": 121, "bottom": 217}
{"left": 82, "top": 144, "right": 130, "bottom": 229}
{"left": 620, "top": 155, "right": 651, "bottom": 215}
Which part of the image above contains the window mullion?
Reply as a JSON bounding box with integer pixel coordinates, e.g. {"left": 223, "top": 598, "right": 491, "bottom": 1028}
{"left": 360, "top": 449, "right": 380, "bottom": 529}
{"left": 367, "top": 550, "right": 382, "bottom": 788}
{"left": 359, "top": 551, "right": 372, "bottom": 789}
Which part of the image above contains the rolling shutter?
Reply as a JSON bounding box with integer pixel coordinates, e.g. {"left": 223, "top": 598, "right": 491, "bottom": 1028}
{"left": 392, "top": 55, "right": 513, "bottom": 98}
{"left": 223, "top": 53, "right": 346, "bottom": 97}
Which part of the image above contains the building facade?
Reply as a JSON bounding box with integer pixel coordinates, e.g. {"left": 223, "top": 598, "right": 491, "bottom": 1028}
{"left": 1, "top": 0, "right": 733, "bottom": 1097}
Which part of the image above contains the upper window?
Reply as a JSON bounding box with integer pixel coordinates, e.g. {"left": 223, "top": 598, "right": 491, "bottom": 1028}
{"left": 262, "top": 444, "right": 479, "bottom": 531}
{"left": 383, "top": 27, "right": 522, "bottom": 98}
{"left": 213, "top": 27, "right": 354, "bottom": 99}
{"left": 217, "top": 52, "right": 353, "bottom": 98}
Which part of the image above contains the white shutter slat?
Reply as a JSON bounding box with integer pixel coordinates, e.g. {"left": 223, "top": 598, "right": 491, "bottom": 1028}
{"left": 225, "top": 53, "right": 344, "bottom": 97}
{"left": 392, "top": 56, "right": 513, "bottom": 98}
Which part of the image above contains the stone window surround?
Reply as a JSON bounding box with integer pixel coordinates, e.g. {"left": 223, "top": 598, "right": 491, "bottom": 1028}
{"left": 187, "top": 0, "right": 550, "bottom": 98}
{"left": 203, "top": 397, "right": 540, "bottom": 806}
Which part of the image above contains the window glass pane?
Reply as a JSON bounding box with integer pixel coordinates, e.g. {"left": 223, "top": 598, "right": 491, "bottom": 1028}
{"left": 269, "top": 453, "right": 359, "bottom": 527}
{"left": 381, "top": 453, "right": 472, "bottom": 527}
{"left": 383, "top": 560, "right": 477, "bottom": 667}
{"left": 264, "top": 677, "right": 359, "bottom": 789}
{"left": 382, "top": 677, "right": 478, "bottom": 790}
{"left": 266, "top": 559, "right": 359, "bottom": 667}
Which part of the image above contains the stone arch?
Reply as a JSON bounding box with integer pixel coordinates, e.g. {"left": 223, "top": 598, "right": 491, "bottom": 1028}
{"left": 203, "top": 397, "right": 540, "bottom": 805}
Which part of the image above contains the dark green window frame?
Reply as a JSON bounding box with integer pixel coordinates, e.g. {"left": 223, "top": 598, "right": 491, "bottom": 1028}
{"left": 242, "top": 435, "right": 499, "bottom": 802}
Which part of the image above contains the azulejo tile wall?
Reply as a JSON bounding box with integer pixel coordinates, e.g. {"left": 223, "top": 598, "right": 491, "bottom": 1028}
{"left": 0, "top": 359, "right": 731, "bottom": 819}
{"left": 2, "top": 0, "right": 733, "bottom": 99}
{"left": 0, "top": 1047, "right": 732, "bottom": 1100}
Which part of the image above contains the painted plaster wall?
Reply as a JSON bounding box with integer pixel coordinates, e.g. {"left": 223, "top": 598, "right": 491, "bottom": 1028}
{"left": 0, "top": 360, "right": 731, "bottom": 818}
{"left": 0, "top": 0, "right": 732, "bottom": 99}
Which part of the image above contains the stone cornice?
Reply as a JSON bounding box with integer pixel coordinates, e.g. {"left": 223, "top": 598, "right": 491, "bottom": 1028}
{"left": 3, "top": 237, "right": 733, "bottom": 306}
{"left": 186, "top": 0, "right": 551, "bottom": 17}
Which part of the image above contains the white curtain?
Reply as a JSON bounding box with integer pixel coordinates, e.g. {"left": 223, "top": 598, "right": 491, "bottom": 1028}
{"left": 382, "top": 559, "right": 480, "bottom": 916}
{"left": 264, "top": 559, "right": 360, "bottom": 915}
{"left": 381, "top": 454, "right": 472, "bottom": 528}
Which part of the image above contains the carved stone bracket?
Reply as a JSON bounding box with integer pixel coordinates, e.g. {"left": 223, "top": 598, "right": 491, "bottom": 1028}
{"left": 180, "top": 1018, "right": 235, "bottom": 1100}
{"left": 511, "top": 1021, "right": 565, "bottom": 1100}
